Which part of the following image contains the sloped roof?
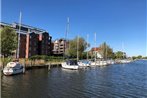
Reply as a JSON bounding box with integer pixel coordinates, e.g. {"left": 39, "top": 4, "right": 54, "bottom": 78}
{"left": 91, "top": 47, "right": 101, "bottom": 51}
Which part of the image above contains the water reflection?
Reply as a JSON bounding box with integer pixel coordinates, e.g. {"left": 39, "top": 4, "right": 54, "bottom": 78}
{"left": 2, "top": 60, "right": 147, "bottom": 98}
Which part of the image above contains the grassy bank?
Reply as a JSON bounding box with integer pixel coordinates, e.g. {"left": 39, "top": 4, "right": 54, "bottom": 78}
{"left": 0, "top": 55, "right": 65, "bottom": 69}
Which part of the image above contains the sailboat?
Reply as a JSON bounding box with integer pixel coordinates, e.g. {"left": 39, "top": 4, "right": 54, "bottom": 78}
{"left": 120, "top": 42, "right": 131, "bottom": 64}
{"left": 90, "top": 33, "right": 109, "bottom": 66}
{"left": 3, "top": 12, "right": 25, "bottom": 75}
{"left": 61, "top": 60, "right": 79, "bottom": 70}
{"left": 78, "top": 34, "right": 90, "bottom": 67}
{"left": 61, "top": 17, "right": 79, "bottom": 70}
{"left": 90, "top": 32, "right": 100, "bottom": 66}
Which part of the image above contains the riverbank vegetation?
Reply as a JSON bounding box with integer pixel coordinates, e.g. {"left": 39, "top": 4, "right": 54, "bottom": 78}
{"left": 0, "top": 55, "right": 64, "bottom": 68}
{"left": 132, "top": 55, "right": 147, "bottom": 60}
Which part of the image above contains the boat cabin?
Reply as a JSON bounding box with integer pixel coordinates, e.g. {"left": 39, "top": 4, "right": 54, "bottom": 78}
{"left": 66, "top": 60, "right": 78, "bottom": 65}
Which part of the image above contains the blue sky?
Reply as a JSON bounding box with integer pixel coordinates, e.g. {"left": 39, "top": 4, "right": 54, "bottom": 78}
{"left": 1, "top": 0, "right": 146, "bottom": 56}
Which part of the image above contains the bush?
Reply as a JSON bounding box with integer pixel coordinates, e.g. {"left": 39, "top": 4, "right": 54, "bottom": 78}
{"left": 29, "top": 55, "right": 64, "bottom": 62}
{"left": 1, "top": 57, "right": 13, "bottom": 67}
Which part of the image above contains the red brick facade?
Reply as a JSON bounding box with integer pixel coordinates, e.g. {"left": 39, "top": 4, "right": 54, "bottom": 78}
{"left": 0, "top": 22, "right": 52, "bottom": 58}
{"left": 19, "top": 32, "right": 52, "bottom": 58}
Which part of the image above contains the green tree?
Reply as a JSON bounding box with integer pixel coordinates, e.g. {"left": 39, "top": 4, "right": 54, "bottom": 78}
{"left": 132, "top": 56, "right": 137, "bottom": 60}
{"left": 99, "top": 42, "right": 114, "bottom": 59}
{"left": 65, "top": 36, "right": 87, "bottom": 59}
{"left": 137, "top": 55, "right": 142, "bottom": 59}
{"left": 1, "top": 26, "right": 17, "bottom": 57}
{"left": 143, "top": 56, "right": 147, "bottom": 59}
{"left": 81, "top": 52, "right": 87, "bottom": 59}
{"left": 115, "top": 51, "right": 126, "bottom": 59}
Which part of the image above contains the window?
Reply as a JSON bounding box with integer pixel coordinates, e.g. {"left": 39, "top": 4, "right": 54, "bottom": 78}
{"left": 29, "top": 47, "right": 31, "bottom": 51}
{"left": 29, "top": 53, "right": 31, "bottom": 57}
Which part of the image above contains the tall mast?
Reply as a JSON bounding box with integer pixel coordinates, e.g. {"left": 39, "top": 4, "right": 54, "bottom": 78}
{"left": 77, "top": 35, "right": 79, "bottom": 61}
{"left": 64, "top": 17, "right": 69, "bottom": 58}
{"left": 122, "top": 42, "right": 124, "bottom": 59}
{"left": 65, "top": 17, "right": 69, "bottom": 41}
{"left": 86, "top": 34, "right": 89, "bottom": 60}
{"left": 106, "top": 42, "right": 107, "bottom": 60}
{"left": 94, "top": 32, "right": 96, "bottom": 62}
{"left": 17, "top": 12, "right": 22, "bottom": 59}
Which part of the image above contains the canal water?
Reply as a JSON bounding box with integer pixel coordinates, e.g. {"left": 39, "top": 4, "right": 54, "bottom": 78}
{"left": 2, "top": 60, "right": 147, "bottom": 98}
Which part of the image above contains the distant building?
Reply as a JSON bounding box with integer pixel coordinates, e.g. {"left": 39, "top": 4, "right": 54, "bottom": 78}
{"left": 90, "top": 47, "right": 103, "bottom": 59}
{"left": 0, "top": 22, "right": 52, "bottom": 58}
{"left": 52, "top": 39, "right": 67, "bottom": 56}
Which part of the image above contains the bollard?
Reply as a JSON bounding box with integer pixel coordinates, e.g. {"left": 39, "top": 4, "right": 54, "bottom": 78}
{"left": 48, "top": 63, "right": 51, "bottom": 71}
{"left": 23, "top": 59, "right": 26, "bottom": 73}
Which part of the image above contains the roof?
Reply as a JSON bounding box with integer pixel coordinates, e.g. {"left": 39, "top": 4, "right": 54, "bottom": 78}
{"left": 0, "top": 22, "right": 12, "bottom": 27}
{"left": 91, "top": 47, "right": 101, "bottom": 51}
{"left": 0, "top": 22, "right": 50, "bottom": 35}
{"left": 54, "top": 38, "right": 66, "bottom": 42}
{"left": 13, "top": 22, "right": 46, "bottom": 32}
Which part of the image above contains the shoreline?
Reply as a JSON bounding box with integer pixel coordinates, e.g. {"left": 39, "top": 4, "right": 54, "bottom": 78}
{"left": 1, "top": 59, "right": 146, "bottom": 71}
{"left": 25, "top": 63, "right": 62, "bottom": 70}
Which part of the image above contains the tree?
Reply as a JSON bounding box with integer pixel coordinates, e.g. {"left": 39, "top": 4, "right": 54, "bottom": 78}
{"left": 99, "top": 42, "right": 114, "bottom": 59}
{"left": 137, "top": 55, "right": 142, "bottom": 59}
{"left": 115, "top": 51, "right": 126, "bottom": 59}
{"left": 65, "top": 36, "right": 87, "bottom": 59}
{"left": 132, "top": 56, "right": 137, "bottom": 60}
{"left": 81, "top": 52, "right": 87, "bottom": 59}
{"left": 1, "top": 26, "right": 17, "bottom": 57}
{"left": 143, "top": 56, "right": 147, "bottom": 59}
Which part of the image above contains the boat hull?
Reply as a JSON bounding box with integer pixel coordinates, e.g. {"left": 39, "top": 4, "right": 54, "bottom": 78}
{"left": 61, "top": 62, "right": 79, "bottom": 70}
{"left": 3, "top": 68, "right": 24, "bottom": 75}
{"left": 3, "top": 62, "right": 25, "bottom": 76}
{"left": 90, "top": 61, "right": 108, "bottom": 66}
{"left": 78, "top": 62, "right": 90, "bottom": 67}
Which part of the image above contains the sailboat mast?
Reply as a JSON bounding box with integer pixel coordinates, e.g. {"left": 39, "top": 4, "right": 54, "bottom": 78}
{"left": 87, "top": 34, "right": 89, "bottom": 60}
{"left": 64, "top": 17, "right": 69, "bottom": 58}
{"left": 77, "top": 35, "right": 79, "bottom": 62}
{"left": 106, "top": 42, "right": 107, "bottom": 60}
{"left": 65, "top": 17, "right": 69, "bottom": 41}
{"left": 17, "top": 12, "right": 22, "bottom": 59}
{"left": 122, "top": 42, "right": 124, "bottom": 59}
{"left": 94, "top": 32, "right": 96, "bottom": 62}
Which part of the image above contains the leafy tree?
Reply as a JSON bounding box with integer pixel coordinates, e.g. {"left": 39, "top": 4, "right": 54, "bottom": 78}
{"left": 99, "top": 42, "right": 114, "bottom": 59}
{"left": 1, "top": 26, "right": 17, "bottom": 57}
{"left": 143, "top": 56, "right": 147, "bottom": 59}
{"left": 115, "top": 51, "right": 126, "bottom": 59}
{"left": 132, "top": 56, "right": 137, "bottom": 60}
{"left": 137, "top": 55, "right": 142, "bottom": 59}
{"left": 81, "top": 52, "right": 87, "bottom": 59}
{"left": 65, "top": 36, "right": 87, "bottom": 59}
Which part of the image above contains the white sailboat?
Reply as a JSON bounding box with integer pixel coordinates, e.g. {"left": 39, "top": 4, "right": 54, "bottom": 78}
{"left": 61, "top": 17, "right": 79, "bottom": 70}
{"left": 90, "top": 33, "right": 109, "bottom": 66}
{"left": 3, "top": 12, "right": 25, "bottom": 75}
{"left": 78, "top": 34, "right": 90, "bottom": 67}
{"left": 61, "top": 60, "right": 79, "bottom": 70}
{"left": 90, "top": 32, "right": 100, "bottom": 66}
{"left": 120, "top": 42, "right": 131, "bottom": 63}
{"left": 107, "top": 59, "right": 115, "bottom": 65}
{"left": 102, "top": 42, "right": 114, "bottom": 65}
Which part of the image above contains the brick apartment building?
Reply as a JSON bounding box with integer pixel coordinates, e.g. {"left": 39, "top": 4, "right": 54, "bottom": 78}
{"left": 52, "top": 39, "right": 68, "bottom": 56}
{"left": 0, "top": 22, "right": 52, "bottom": 58}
